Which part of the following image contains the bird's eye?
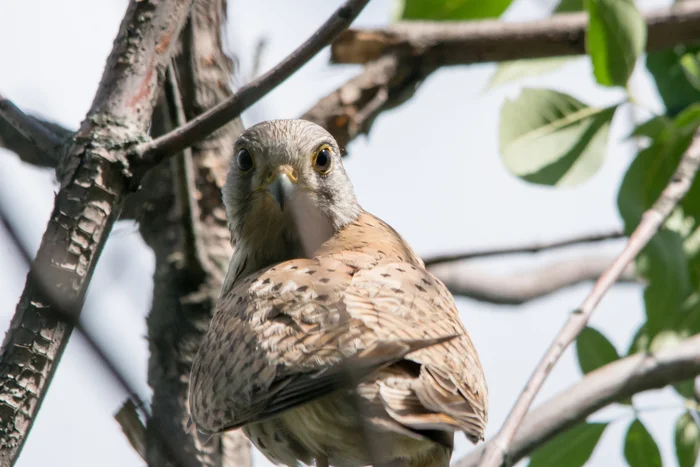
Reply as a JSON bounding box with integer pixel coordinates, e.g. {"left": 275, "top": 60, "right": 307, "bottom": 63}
{"left": 237, "top": 149, "right": 254, "bottom": 172}
{"left": 312, "top": 146, "right": 333, "bottom": 174}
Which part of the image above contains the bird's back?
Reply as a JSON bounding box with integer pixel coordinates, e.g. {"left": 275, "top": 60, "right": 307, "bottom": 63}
{"left": 189, "top": 211, "right": 488, "bottom": 466}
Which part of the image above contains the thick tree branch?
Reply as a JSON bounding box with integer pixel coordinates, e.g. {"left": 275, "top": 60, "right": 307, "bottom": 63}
{"left": 141, "top": 1, "right": 250, "bottom": 466}
{"left": 332, "top": 2, "right": 700, "bottom": 65}
{"left": 477, "top": 132, "right": 700, "bottom": 467}
{"left": 0, "top": 0, "right": 193, "bottom": 464}
{"left": 0, "top": 96, "right": 65, "bottom": 167}
{"left": 424, "top": 230, "right": 625, "bottom": 267}
{"left": 430, "top": 255, "right": 638, "bottom": 305}
{"left": 455, "top": 333, "right": 700, "bottom": 467}
{"left": 301, "top": 1, "right": 700, "bottom": 148}
{"left": 133, "top": 0, "right": 371, "bottom": 163}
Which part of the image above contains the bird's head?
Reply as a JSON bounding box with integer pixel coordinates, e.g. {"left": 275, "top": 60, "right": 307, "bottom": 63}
{"left": 223, "top": 119, "right": 362, "bottom": 264}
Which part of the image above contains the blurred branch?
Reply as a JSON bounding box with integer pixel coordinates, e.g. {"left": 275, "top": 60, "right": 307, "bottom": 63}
{"left": 0, "top": 197, "right": 200, "bottom": 467}
{"left": 423, "top": 230, "right": 625, "bottom": 267}
{"left": 455, "top": 333, "right": 700, "bottom": 467}
{"left": 0, "top": 0, "right": 193, "bottom": 464}
{"left": 332, "top": 2, "right": 700, "bottom": 65}
{"left": 430, "top": 255, "right": 638, "bottom": 305}
{"left": 0, "top": 95, "right": 65, "bottom": 166}
{"left": 477, "top": 131, "right": 700, "bottom": 467}
{"left": 141, "top": 1, "right": 250, "bottom": 465}
{"left": 115, "top": 400, "right": 147, "bottom": 462}
{"left": 133, "top": 0, "right": 371, "bottom": 164}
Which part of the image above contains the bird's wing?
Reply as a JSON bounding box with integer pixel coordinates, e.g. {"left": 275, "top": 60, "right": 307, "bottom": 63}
{"left": 344, "top": 262, "right": 488, "bottom": 441}
{"left": 188, "top": 256, "right": 485, "bottom": 439}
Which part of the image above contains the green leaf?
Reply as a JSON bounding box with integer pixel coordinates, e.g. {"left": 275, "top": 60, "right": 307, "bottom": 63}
{"left": 626, "top": 323, "right": 649, "bottom": 355}
{"left": 486, "top": 57, "right": 574, "bottom": 90}
{"left": 499, "top": 88, "right": 617, "bottom": 186}
{"left": 624, "top": 419, "right": 662, "bottom": 467}
{"left": 576, "top": 327, "right": 619, "bottom": 374}
{"left": 617, "top": 104, "right": 700, "bottom": 338}
{"left": 675, "top": 412, "right": 700, "bottom": 467}
{"left": 647, "top": 46, "right": 700, "bottom": 117}
{"left": 585, "top": 0, "right": 647, "bottom": 87}
{"left": 630, "top": 116, "right": 672, "bottom": 140}
{"left": 399, "top": 0, "right": 512, "bottom": 20}
{"left": 528, "top": 422, "right": 607, "bottom": 467}
{"left": 555, "top": 0, "right": 584, "bottom": 12}
{"left": 680, "top": 52, "right": 700, "bottom": 91}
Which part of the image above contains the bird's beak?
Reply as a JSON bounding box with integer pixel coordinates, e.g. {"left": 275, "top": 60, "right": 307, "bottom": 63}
{"left": 264, "top": 165, "right": 297, "bottom": 211}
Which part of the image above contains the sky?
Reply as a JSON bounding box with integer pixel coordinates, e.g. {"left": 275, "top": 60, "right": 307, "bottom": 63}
{"left": 0, "top": 0, "right": 685, "bottom": 466}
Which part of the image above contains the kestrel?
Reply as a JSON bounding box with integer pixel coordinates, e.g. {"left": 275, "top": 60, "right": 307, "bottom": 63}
{"left": 188, "top": 119, "right": 488, "bottom": 467}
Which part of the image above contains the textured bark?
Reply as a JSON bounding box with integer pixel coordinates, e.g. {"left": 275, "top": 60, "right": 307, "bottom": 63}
{"left": 0, "top": 0, "right": 193, "bottom": 465}
{"left": 138, "top": 1, "right": 251, "bottom": 466}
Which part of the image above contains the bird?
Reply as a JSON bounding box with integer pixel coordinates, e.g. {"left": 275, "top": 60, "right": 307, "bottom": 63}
{"left": 188, "top": 119, "right": 488, "bottom": 467}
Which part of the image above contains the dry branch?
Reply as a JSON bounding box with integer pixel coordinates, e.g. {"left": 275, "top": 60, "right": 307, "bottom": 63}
{"left": 424, "top": 230, "right": 625, "bottom": 267}
{"left": 0, "top": 114, "right": 70, "bottom": 168}
{"left": 0, "top": 0, "right": 193, "bottom": 464}
{"left": 332, "top": 2, "right": 700, "bottom": 65}
{"left": 430, "top": 255, "right": 638, "bottom": 305}
{"left": 477, "top": 132, "right": 700, "bottom": 467}
{"left": 133, "top": 0, "right": 372, "bottom": 163}
{"left": 140, "top": 2, "right": 250, "bottom": 463}
{"left": 455, "top": 333, "right": 700, "bottom": 467}
{"left": 0, "top": 95, "right": 63, "bottom": 166}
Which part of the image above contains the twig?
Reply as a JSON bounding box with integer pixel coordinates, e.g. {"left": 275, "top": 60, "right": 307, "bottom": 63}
{"left": 477, "top": 132, "right": 700, "bottom": 467}
{"left": 115, "top": 400, "right": 147, "bottom": 462}
{"left": 430, "top": 255, "right": 638, "bottom": 305}
{"left": 164, "top": 64, "right": 209, "bottom": 276}
{"left": 424, "top": 230, "right": 625, "bottom": 267}
{"left": 455, "top": 333, "right": 700, "bottom": 467}
{"left": 133, "top": 0, "right": 372, "bottom": 164}
{"left": 249, "top": 37, "right": 269, "bottom": 82}
{"left": 332, "top": 2, "right": 700, "bottom": 65}
{"left": 0, "top": 94, "right": 62, "bottom": 164}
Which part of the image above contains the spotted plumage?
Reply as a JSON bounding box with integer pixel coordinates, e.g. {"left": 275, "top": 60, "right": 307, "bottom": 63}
{"left": 188, "top": 120, "right": 487, "bottom": 467}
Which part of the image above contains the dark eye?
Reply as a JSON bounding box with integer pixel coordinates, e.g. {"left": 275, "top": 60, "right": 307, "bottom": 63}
{"left": 313, "top": 146, "right": 333, "bottom": 174}
{"left": 236, "top": 149, "right": 253, "bottom": 172}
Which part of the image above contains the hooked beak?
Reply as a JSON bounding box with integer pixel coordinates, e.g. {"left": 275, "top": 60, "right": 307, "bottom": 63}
{"left": 264, "top": 165, "right": 297, "bottom": 211}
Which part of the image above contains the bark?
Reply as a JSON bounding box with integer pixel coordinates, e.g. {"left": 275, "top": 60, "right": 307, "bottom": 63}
{"left": 0, "top": 1, "right": 193, "bottom": 465}
{"left": 137, "top": 1, "right": 250, "bottom": 466}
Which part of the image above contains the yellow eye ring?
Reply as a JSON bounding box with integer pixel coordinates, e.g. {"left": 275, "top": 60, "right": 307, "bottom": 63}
{"left": 312, "top": 145, "right": 333, "bottom": 174}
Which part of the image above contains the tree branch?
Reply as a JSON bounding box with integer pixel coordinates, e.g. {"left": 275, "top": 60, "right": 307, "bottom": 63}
{"left": 430, "top": 255, "right": 638, "bottom": 305}
{"left": 455, "top": 333, "right": 700, "bottom": 467}
{"left": 300, "top": 1, "right": 700, "bottom": 148}
{"left": 331, "top": 2, "right": 700, "bottom": 65}
{"left": 0, "top": 0, "right": 193, "bottom": 464}
{"left": 476, "top": 132, "right": 700, "bottom": 467}
{"left": 141, "top": 1, "right": 251, "bottom": 465}
{"left": 0, "top": 96, "right": 64, "bottom": 166}
{"left": 132, "top": 0, "right": 371, "bottom": 164}
{"left": 423, "top": 230, "right": 625, "bottom": 267}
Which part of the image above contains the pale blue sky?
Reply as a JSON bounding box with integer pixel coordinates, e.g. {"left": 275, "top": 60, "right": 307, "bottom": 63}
{"left": 0, "top": 0, "right": 683, "bottom": 466}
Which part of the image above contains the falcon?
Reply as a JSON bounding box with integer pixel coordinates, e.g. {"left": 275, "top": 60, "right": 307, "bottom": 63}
{"left": 188, "top": 119, "right": 488, "bottom": 467}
